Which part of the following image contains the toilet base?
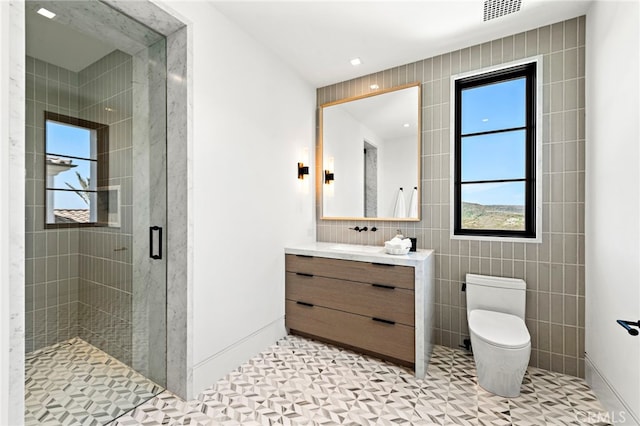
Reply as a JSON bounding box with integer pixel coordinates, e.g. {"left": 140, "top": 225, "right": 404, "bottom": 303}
{"left": 470, "top": 331, "right": 531, "bottom": 398}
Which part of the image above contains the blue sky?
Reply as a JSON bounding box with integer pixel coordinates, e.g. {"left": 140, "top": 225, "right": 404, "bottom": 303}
{"left": 46, "top": 121, "right": 94, "bottom": 210}
{"left": 460, "top": 78, "right": 526, "bottom": 206}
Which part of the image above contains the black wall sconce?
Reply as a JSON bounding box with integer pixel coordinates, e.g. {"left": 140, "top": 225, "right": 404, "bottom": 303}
{"left": 324, "top": 170, "right": 334, "bottom": 184}
{"left": 297, "top": 162, "right": 309, "bottom": 180}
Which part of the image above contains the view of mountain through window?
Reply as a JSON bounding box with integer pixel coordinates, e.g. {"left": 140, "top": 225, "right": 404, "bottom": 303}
{"left": 461, "top": 78, "right": 526, "bottom": 231}
{"left": 454, "top": 62, "right": 537, "bottom": 238}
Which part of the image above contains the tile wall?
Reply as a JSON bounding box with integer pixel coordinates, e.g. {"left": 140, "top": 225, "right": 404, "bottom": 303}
{"left": 317, "top": 17, "right": 586, "bottom": 377}
{"left": 24, "top": 56, "right": 81, "bottom": 352}
{"left": 24, "top": 51, "right": 134, "bottom": 366}
{"left": 77, "top": 50, "right": 134, "bottom": 365}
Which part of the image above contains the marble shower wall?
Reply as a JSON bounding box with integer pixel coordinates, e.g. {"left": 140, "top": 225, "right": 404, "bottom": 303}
{"left": 24, "top": 57, "right": 81, "bottom": 353}
{"left": 317, "top": 17, "right": 586, "bottom": 377}
{"left": 76, "top": 50, "right": 135, "bottom": 365}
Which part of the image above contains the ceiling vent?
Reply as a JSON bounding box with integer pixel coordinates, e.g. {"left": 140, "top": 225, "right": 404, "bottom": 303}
{"left": 483, "top": 0, "right": 522, "bottom": 21}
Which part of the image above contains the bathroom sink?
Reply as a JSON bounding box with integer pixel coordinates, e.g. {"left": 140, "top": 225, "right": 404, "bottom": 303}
{"left": 328, "top": 244, "right": 384, "bottom": 254}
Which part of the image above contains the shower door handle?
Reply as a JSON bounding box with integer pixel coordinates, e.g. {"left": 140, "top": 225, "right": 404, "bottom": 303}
{"left": 150, "top": 226, "right": 163, "bottom": 260}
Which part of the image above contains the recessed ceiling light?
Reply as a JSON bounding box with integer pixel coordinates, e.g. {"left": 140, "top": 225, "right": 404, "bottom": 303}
{"left": 37, "top": 8, "right": 56, "bottom": 19}
{"left": 403, "top": 123, "right": 410, "bottom": 128}
{"left": 104, "top": 107, "right": 116, "bottom": 112}
{"left": 370, "top": 84, "right": 379, "bottom": 90}
{"left": 350, "top": 57, "right": 362, "bottom": 66}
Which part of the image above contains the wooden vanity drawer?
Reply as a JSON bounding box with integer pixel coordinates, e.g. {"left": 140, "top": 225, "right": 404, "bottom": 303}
{"left": 285, "top": 254, "right": 414, "bottom": 290}
{"left": 286, "top": 272, "right": 415, "bottom": 326}
{"left": 286, "top": 300, "right": 415, "bottom": 363}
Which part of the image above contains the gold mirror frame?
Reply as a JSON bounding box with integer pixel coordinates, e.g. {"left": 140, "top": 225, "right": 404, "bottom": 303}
{"left": 319, "top": 82, "right": 422, "bottom": 221}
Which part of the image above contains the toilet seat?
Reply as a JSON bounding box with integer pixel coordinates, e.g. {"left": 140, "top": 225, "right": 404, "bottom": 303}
{"left": 469, "top": 309, "right": 530, "bottom": 349}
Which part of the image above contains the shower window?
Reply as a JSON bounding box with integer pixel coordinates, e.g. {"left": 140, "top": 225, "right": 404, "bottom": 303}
{"left": 44, "top": 111, "right": 109, "bottom": 227}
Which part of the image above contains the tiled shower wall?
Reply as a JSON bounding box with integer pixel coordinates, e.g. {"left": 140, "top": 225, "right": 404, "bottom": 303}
{"left": 317, "top": 17, "right": 586, "bottom": 377}
{"left": 24, "top": 51, "right": 134, "bottom": 365}
{"left": 77, "top": 50, "right": 134, "bottom": 365}
{"left": 25, "top": 57, "right": 81, "bottom": 352}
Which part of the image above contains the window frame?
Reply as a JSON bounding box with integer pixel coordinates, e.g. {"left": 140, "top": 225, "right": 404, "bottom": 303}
{"left": 44, "top": 111, "right": 110, "bottom": 229}
{"left": 450, "top": 57, "right": 542, "bottom": 242}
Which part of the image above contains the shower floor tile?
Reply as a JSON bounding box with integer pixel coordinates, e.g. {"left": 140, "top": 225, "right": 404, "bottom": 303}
{"left": 25, "top": 337, "right": 162, "bottom": 426}
{"left": 113, "top": 335, "right": 612, "bottom": 425}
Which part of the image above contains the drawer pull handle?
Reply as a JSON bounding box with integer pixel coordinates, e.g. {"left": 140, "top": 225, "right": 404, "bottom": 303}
{"left": 296, "top": 255, "right": 314, "bottom": 258}
{"left": 296, "top": 301, "right": 314, "bottom": 307}
{"left": 371, "top": 262, "right": 394, "bottom": 267}
{"left": 372, "top": 317, "right": 395, "bottom": 325}
{"left": 296, "top": 272, "right": 314, "bottom": 278}
{"left": 372, "top": 283, "right": 395, "bottom": 290}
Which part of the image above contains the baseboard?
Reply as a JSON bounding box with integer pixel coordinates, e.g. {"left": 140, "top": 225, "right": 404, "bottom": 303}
{"left": 191, "top": 318, "right": 287, "bottom": 396}
{"left": 585, "top": 354, "right": 639, "bottom": 425}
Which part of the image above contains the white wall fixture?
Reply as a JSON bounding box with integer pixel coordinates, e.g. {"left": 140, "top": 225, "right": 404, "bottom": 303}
{"left": 585, "top": 1, "right": 640, "bottom": 423}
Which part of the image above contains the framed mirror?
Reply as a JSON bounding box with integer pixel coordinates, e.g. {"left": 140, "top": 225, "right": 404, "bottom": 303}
{"left": 320, "top": 83, "right": 421, "bottom": 220}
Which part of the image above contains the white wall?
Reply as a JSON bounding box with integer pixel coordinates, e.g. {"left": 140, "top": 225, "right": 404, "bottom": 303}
{"left": 323, "top": 107, "right": 367, "bottom": 217}
{"left": 379, "top": 136, "right": 418, "bottom": 218}
{"left": 157, "top": 2, "right": 316, "bottom": 396}
{"left": 585, "top": 1, "right": 640, "bottom": 423}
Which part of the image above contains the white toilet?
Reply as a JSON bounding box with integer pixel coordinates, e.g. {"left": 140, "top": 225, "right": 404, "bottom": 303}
{"left": 466, "top": 273, "right": 531, "bottom": 398}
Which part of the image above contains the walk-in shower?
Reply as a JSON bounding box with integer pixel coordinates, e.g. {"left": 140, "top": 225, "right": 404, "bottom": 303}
{"left": 24, "top": 1, "right": 168, "bottom": 423}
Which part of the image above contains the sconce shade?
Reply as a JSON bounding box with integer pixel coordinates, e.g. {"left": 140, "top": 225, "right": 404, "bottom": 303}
{"left": 298, "top": 162, "right": 309, "bottom": 179}
{"left": 324, "top": 170, "right": 334, "bottom": 184}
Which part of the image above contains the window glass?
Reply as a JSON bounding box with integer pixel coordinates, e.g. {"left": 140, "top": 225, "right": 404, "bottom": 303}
{"left": 453, "top": 61, "right": 538, "bottom": 239}
{"left": 461, "top": 181, "right": 525, "bottom": 231}
{"left": 47, "top": 157, "right": 95, "bottom": 191}
{"left": 461, "top": 130, "right": 526, "bottom": 181}
{"left": 46, "top": 121, "right": 93, "bottom": 159}
{"left": 45, "top": 112, "right": 107, "bottom": 227}
{"left": 461, "top": 78, "right": 526, "bottom": 135}
{"left": 47, "top": 190, "right": 96, "bottom": 224}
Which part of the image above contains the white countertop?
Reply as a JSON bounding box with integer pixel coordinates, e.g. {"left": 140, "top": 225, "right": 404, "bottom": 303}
{"left": 285, "top": 242, "right": 434, "bottom": 267}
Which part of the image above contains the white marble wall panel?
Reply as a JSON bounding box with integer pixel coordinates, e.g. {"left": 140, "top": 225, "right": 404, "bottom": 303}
{"left": 106, "top": 0, "right": 185, "bottom": 37}
{"left": 7, "top": 0, "right": 26, "bottom": 422}
{"left": 99, "top": 0, "right": 191, "bottom": 399}
{"left": 165, "top": 26, "right": 191, "bottom": 399}
{"left": 132, "top": 38, "right": 168, "bottom": 386}
{"left": 131, "top": 46, "right": 151, "bottom": 379}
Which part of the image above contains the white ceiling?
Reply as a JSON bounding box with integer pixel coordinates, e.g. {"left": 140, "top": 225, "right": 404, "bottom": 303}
{"left": 25, "top": 1, "right": 164, "bottom": 73}
{"left": 25, "top": 5, "right": 115, "bottom": 72}
{"left": 211, "top": 0, "right": 592, "bottom": 87}
{"left": 334, "top": 85, "right": 419, "bottom": 140}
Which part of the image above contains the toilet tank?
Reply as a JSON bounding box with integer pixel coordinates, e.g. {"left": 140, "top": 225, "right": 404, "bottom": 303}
{"left": 465, "top": 273, "right": 526, "bottom": 319}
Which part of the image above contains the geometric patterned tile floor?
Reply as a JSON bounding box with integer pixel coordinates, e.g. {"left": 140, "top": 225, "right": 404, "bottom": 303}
{"left": 25, "top": 338, "right": 163, "bottom": 426}
{"left": 112, "top": 335, "right": 612, "bottom": 425}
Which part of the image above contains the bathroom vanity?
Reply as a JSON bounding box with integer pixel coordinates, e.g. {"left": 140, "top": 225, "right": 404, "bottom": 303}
{"left": 284, "top": 242, "right": 435, "bottom": 378}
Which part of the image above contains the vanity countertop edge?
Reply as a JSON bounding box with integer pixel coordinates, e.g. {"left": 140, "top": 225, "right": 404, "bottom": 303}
{"left": 284, "top": 242, "right": 434, "bottom": 266}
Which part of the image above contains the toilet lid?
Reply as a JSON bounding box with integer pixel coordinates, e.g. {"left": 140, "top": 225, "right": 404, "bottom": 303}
{"left": 469, "top": 310, "right": 530, "bottom": 349}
